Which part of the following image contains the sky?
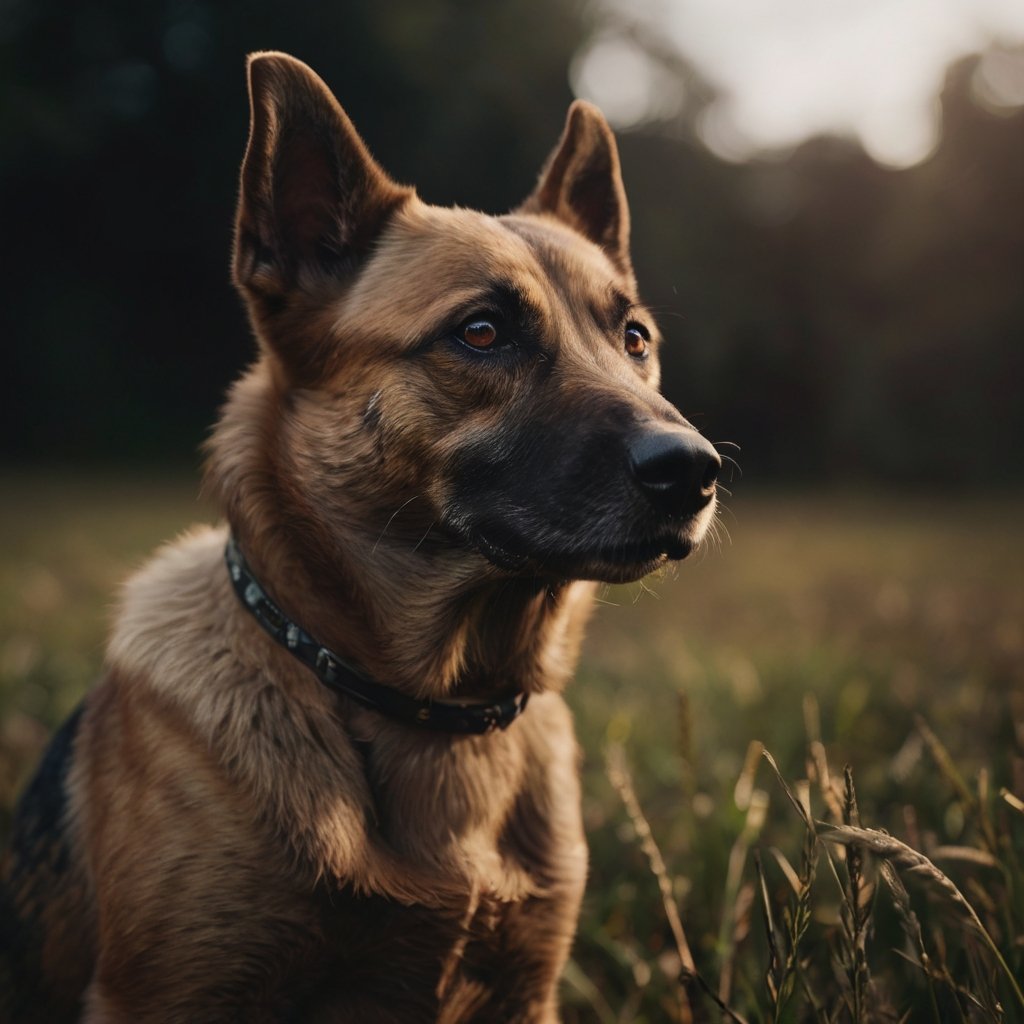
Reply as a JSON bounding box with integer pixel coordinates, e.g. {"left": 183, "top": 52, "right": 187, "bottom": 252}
{"left": 571, "top": 0, "right": 1024, "bottom": 167}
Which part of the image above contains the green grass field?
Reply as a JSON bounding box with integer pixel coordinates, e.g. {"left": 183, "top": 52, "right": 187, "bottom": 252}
{"left": 2, "top": 474, "right": 1022, "bottom": 1021}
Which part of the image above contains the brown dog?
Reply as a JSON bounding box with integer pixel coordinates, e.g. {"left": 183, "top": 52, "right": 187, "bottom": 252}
{"left": 0, "top": 52, "right": 719, "bottom": 1022}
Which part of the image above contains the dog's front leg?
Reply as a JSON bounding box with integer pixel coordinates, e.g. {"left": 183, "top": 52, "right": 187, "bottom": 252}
{"left": 453, "top": 707, "right": 588, "bottom": 1023}
{"left": 493, "top": 877, "right": 588, "bottom": 1024}
{"left": 81, "top": 984, "right": 271, "bottom": 1024}
{"left": 80, "top": 983, "right": 134, "bottom": 1024}
{"left": 81, "top": 983, "right": 283, "bottom": 1024}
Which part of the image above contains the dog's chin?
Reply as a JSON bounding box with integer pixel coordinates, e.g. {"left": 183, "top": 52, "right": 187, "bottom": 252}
{"left": 472, "top": 530, "right": 697, "bottom": 584}
{"left": 567, "top": 553, "right": 673, "bottom": 585}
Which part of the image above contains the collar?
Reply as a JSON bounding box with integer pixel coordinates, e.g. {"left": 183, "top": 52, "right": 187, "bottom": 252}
{"left": 224, "top": 536, "right": 529, "bottom": 735}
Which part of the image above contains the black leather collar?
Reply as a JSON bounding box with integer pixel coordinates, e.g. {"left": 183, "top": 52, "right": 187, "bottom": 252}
{"left": 225, "top": 536, "right": 529, "bottom": 735}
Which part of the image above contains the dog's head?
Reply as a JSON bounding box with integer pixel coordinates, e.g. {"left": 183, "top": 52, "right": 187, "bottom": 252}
{"left": 226, "top": 52, "right": 719, "bottom": 586}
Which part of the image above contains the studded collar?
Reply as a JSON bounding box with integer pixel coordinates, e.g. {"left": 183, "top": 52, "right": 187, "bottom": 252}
{"left": 225, "top": 536, "right": 529, "bottom": 735}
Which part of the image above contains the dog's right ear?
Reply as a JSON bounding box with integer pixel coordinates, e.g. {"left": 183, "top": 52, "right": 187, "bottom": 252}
{"left": 233, "top": 52, "right": 411, "bottom": 300}
{"left": 519, "top": 100, "right": 632, "bottom": 280}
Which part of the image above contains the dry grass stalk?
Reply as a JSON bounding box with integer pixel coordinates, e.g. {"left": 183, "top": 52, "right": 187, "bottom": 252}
{"left": 605, "top": 743, "right": 695, "bottom": 1024}
{"left": 915, "top": 714, "right": 998, "bottom": 855}
{"left": 761, "top": 749, "right": 818, "bottom": 1022}
{"left": 880, "top": 864, "right": 942, "bottom": 1024}
{"left": 718, "top": 882, "right": 755, "bottom": 1010}
{"left": 913, "top": 715, "right": 975, "bottom": 808}
{"left": 964, "top": 878, "right": 998, "bottom": 918}
{"left": 930, "top": 846, "right": 1000, "bottom": 869}
{"left": 808, "top": 739, "right": 844, "bottom": 822}
{"left": 755, "top": 853, "right": 829, "bottom": 1024}
{"left": 754, "top": 850, "right": 783, "bottom": 1007}
{"left": 767, "top": 846, "right": 802, "bottom": 897}
{"left": 976, "top": 766, "right": 1000, "bottom": 863}
{"left": 803, "top": 692, "right": 822, "bottom": 745}
{"left": 734, "top": 739, "right": 764, "bottom": 812}
{"left": 843, "top": 767, "right": 873, "bottom": 1023}
{"left": 1000, "top": 788, "right": 1024, "bottom": 815}
{"left": 818, "top": 822, "right": 1024, "bottom": 1010}
{"left": 605, "top": 743, "right": 750, "bottom": 1024}
{"left": 718, "top": 791, "right": 768, "bottom": 1004}
{"left": 762, "top": 749, "right": 813, "bottom": 829}
{"left": 878, "top": 864, "right": 956, "bottom": 1024}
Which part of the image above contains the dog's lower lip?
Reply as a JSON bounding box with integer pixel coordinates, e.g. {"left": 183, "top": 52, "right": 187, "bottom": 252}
{"left": 592, "top": 536, "right": 693, "bottom": 566}
{"left": 662, "top": 537, "right": 693, "bottom": 561}
{"left": 470, "top": 527, "right": 693, "bottom": 574}
{"left": 576, "top": 531, "right": 693, "bottom": 563}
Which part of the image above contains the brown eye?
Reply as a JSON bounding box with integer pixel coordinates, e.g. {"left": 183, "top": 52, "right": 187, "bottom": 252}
{"left": 462, "top": 320, "right": 498, "bottom": 349}
{"left": 624, "top": 325, "right": 648, "bottom": 359}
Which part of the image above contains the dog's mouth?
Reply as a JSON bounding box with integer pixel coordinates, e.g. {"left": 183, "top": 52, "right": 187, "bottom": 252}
{"left": 470, "top": 527, "right": 697, "bottom": 584}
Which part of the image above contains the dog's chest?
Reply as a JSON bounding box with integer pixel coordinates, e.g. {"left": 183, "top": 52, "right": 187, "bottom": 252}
{"left": 292, "top": 883, "right": 519, "bottom": 1019}
{"left": 286, "top": 732, "right": 543, "bottom": 1016}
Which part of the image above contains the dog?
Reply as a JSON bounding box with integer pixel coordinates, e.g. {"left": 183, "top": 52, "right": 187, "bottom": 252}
{"left": 0, "top": 51, "right": 720, "bottom": 1023}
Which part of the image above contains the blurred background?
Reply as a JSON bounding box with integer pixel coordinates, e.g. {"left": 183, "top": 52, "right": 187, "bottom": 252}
{"left": 1, "top": 0, "right": 1022, "bottom": 479}
{"left": 2, "top": 0, "right": 1023, "bottom": 1018}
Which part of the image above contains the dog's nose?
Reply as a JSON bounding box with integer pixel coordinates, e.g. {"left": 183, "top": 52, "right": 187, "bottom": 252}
{"left": 627, "top": 427, "right": 721, "bottom": 518}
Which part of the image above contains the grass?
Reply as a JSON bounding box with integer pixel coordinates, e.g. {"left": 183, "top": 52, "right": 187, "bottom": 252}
{"left": 1, "top": 473, "right": 1022, "bottom": 1020}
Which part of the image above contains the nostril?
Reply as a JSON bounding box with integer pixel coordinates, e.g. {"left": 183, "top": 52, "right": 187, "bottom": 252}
{"left": 701, "top": 452, "right": 721, "bottom": 492}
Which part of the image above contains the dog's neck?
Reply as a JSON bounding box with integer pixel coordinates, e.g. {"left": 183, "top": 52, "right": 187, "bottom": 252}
{"left": 227, "top": 521, "right": 594, "bottom": 702}
{"left": 205, "top": 370, "right": 595, "bottom": 702}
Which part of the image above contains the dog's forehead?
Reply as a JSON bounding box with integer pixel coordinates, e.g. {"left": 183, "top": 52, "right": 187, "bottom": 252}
{"left": 497, "top": 213, "right": 628, "bottom": 296}
{"left": 338, "top": 200, "right": 627, "bottom": 344}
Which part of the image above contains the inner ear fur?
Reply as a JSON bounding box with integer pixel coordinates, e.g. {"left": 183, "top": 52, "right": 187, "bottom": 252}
{"left": 519, "top": 100, "right": 632, "bottom": 277}
{"left": 233, "top": 51, "right": 412, "bottom": 298}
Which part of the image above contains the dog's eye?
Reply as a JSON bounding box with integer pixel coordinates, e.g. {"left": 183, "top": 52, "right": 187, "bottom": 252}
{"left": 624, "top": 324, "right": 649, "bottom": 359}
{"left": 461, "top": 320, "right": 499, "bottom": 350}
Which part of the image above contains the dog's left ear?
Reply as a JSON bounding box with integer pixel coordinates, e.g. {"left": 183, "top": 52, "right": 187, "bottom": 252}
{"left": 519, "top": 101, "right": 632, "bottom": 277}
{"left": 234, "top": 52, "right": 412, "bottom": 298}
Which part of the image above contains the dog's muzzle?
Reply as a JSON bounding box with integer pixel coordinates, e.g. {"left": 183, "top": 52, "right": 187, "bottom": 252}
{"left": 446, "top": 420, "right": 721, "bottom": 581}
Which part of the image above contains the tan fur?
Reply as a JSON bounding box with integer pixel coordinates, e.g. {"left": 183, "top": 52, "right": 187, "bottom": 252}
{"left": 1, "top": 52, "right": 718, "bottom": 1022}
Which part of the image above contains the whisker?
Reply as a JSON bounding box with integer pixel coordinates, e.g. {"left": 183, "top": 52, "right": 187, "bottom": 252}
{"left": 714, "top": 506, "right": 734, "bottom": 546}
{"left": 371, "top": 494, "right": 420, "bottom": 554}
{"left": 411, "top": 519, "right": 437, "bottom": 553}
{"left": 718, "top": 454, "right": 742, "bottom": 481}
{"left": 716, "top": 503, "right": 739, "bottom": 535}
{"left": 705, "top": 519, "right": 723, "bottom": 555}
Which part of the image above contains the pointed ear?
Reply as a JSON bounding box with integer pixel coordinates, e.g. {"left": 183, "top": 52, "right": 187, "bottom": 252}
{"left": 233, "top": 52, "right": 412, "bottom": 297}
{"left": 519, "top": 100, "right": 631, "bottom": 276}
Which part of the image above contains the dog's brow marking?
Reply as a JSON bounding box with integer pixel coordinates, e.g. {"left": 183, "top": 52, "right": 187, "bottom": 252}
{"left": 371, "top": 494, "right": 420, "bottom": 554}
{"left": 400, "top": 279, "right": 550, "bottom": 354}
{"left": 606, "top": 286, "right": 634, "bottom": 327}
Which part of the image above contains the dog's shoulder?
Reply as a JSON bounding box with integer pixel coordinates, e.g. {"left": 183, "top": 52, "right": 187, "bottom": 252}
{"left": 108, "top": 524, "right": 230, "bottom": 681}
{"left": 100, "top": 523, "right": 273, "bottom": 769}
{"left": 100, "top": 525, "right": 388, "bottom": 890}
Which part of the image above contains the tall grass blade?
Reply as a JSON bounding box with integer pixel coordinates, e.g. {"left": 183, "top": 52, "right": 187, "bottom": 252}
{"left": 818, "top": 822, "right": 1024, "bottom": 1010}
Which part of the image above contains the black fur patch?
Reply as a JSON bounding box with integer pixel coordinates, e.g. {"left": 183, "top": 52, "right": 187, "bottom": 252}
{"left": 7, "top": 703, "right": 83, "bottom": 877}
{"left": 0, "top": 703, "right": 84, "bottom": 1022}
